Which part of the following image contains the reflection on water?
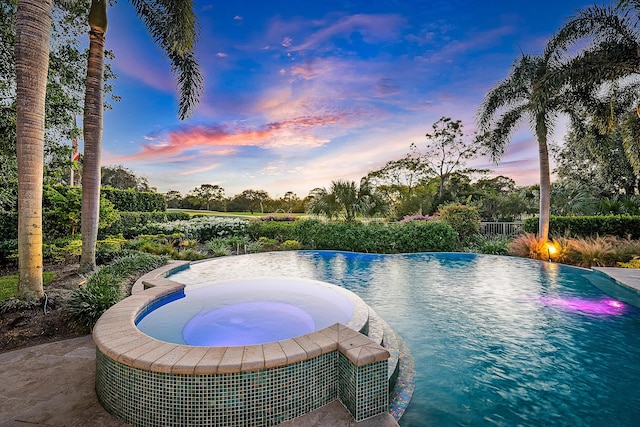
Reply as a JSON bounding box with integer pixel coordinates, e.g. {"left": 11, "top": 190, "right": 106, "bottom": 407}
{"left": 170, "top": 251, "right": 640, "bottom": 426}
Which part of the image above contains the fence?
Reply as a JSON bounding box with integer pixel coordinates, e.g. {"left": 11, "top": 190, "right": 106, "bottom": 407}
{"left": 480, "top": 222, "right": 524, "bottom": 237}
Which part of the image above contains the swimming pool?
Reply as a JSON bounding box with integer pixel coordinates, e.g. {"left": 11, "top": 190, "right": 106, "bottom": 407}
{"left": 170, "top": 251, "right": 640, "bottom": 426}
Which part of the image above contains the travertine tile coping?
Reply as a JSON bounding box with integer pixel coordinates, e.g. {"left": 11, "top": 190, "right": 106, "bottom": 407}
{"left": 93, "top": 275, "right": 389, "bottom": 375}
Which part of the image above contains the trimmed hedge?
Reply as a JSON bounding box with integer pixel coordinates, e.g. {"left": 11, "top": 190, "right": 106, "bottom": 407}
{"left": 293, "top": 219, "right": 458, "bottom": 253}
{"left": 99, "top": 211, "right": 191, "bottom": 239}
{"left": 247, "top": 220, "right": 298, "bottom": 242}
{"left": 101, "top": 187, "right": 167, "bottom": 212}
{"left": 524, "top": 215, "right": 640, "bottom": 239}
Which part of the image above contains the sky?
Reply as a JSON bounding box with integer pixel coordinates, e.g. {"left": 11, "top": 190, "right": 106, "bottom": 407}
{"left": 98, "top": 0, "right": 596, "bottom": 198}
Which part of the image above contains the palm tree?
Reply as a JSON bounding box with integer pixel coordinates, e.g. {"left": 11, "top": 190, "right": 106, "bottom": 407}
{"left": 545, "top": 2, "right": 640, "bottom": 172}
{"left": 14, "top": 0, "right": 53, "bottom": 299}
{"left": 308, "top": 179, "right": 388, "bottom": 221}
{"left": 79, "top": 0, "right": 203, "bottom": 272}
{"left": 477, "top": 54, "right": 578, "bottom": 242}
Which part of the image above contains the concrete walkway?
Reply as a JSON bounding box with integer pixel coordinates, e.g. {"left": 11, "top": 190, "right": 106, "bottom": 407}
{"left": 0, "top": 335, "right": 397, "bottom": 427}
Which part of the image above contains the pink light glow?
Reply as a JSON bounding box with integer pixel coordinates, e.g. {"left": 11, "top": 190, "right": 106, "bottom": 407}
{"left": 540, "top": 297, "right": 626, "bottom": 316}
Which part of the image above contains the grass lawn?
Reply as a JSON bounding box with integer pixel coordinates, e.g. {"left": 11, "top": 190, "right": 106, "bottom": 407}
{"left": 0, "top": 272, "right": 55, "bottom": 302}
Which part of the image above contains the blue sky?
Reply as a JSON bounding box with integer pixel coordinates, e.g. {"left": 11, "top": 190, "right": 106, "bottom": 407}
{"left": 99, "top": 0, "right": 594, "bottom": 198}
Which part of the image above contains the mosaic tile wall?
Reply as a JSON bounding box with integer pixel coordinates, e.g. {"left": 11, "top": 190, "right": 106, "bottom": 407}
{"left": 97, "top": 350, "right": 337, "bottom": 426}
{"left": 337, "top": 354, "right": 389, "bottom": 421}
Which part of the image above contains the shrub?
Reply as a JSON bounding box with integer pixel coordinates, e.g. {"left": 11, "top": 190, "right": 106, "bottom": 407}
{"left": 618, "top": 258, "right": 640, "bottom": 268}
{"left": 251, "top": 214, "right": 298, "bottom": 222}
{"left": 393, "top": 220, "right": 458, "bottom": 253}
{"left": 142, "top": 216, "right": 248, "bottom": 241}
{"left": 66, "top": 253, "right": 168, "bottom": 329}
{"left": 437, "top": 203, "right": 481, "bottom": 242}
{"left": 281, "top": 240, "right": 303, "bottom": 250}
{"left": 205, "top": 239, "right": 232, "bottom": 257}
{"left": 565, "top": 235, "right": 623, "bottom": 268}
{"left": 463, "top": 234, "right": 511, "bottom": 255}
{"left": 524, "top": 215, "right": 640, "bottom": 239}
{"left": 508, "top": 233, "right": 566, "bottom": 261}
{"left": 99, "top": 211, "right": 190, "bottom": 238}
{"left": 398, "top": 214, "right": 435, "bottom": 223}
{"left": 0, "top": 239, "right": 18, "bottom": 267}
{"left": 247, "top": 220, "right": 297, "bottom": 241}
{"left": 101, "top": 187, "right": 167, "bottom": 212}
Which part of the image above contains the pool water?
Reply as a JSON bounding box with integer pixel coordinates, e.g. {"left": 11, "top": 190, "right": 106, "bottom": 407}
{"left": 169, "top": 251, "right": 640, "bottom": 426}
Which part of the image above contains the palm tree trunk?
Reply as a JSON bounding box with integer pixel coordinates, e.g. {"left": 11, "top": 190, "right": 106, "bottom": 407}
{"left": 537, "top": 133, "right": 551, "bottom": 242}
{"left": 15, "top": 0, "right": 52, "bottom": 300}
{"left": 79, "top": 0, "right": 107, "bottom": 273}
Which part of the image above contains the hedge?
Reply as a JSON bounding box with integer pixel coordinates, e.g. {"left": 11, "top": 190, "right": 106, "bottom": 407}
{"left": 99, "top": 211, "right": 190, "bottom": 239}
{"left": 524, "top": 215, "right": 640, "bottom": 239}
{"left": 101, "top": 187, "right": 167, "bottom": 212}
{"left": 293, "top": 219, "right": 458, "bottom": 253}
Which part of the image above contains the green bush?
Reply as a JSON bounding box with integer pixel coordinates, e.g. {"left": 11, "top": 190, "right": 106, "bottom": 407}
{"left": 205, "top": 239, "right": 233, "bottom": 257}
{"left": 99, "top": 211, "right": 190, "bottom": 239}
{"left": 437, "top": 203, "right": 481, "bottom": 242}
{"left": 463, "top": 234, "right": 511, "bottom": 255}
{"left": 66, "top": 253, "right": 168, "bottom": 329}
{"left": 524, "top": 215, "right": 640, "bottom": 239}
{"left": 281, "top": 240, "right": 303, "bottom": 250}
{"left": 292, "top": 219, "right": 457, "bottom": 253}
{"left": 101, "top": 187, "right": 167, "bottom": 212}
{"left": 142, "top": 216, "right": 248, "bottom": 241}
{"left": 392, "top": 220, "right": 458, "bottom": 253}
{"left": 247, "top": 220, "right": 298, "bottom": 242}
{"left": 0, "top": 239, "right": 18, "bottom": 267}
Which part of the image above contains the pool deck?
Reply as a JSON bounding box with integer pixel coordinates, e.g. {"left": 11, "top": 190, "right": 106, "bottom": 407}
{"left": 0, "top": 335, "right": 398, "bottom": 427}
{"left": 592, "top": 267, "right": 640, "bottom": 293}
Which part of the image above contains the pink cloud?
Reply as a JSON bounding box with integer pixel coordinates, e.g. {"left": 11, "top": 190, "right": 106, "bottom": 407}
{"left": 113, "top": 114, "right": 351, "bottom": 162}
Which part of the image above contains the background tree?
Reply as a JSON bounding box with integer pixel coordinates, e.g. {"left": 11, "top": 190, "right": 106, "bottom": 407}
{"left": 101, "top": 164, "right": 151, "bottom": 191}
{"left": 229, "top": 189, "right": 270, "bottom": 214}
{"left": 80, "top": 0, "right": 203, "bottom": 272}
{"left": 165, "top": 190, "right": 183, "bottom": 209}
{"left": 188, "top": 184, "right": 225, "bottom": 211}
{"left": 307, "top": 179, "right": 388, "bottom": 221}
{"left": 416, "top": 117, "right": 482, "bottom": 199}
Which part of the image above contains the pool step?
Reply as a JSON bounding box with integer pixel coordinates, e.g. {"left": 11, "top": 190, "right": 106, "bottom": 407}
{"left": 365, "top": 307, "right": 415, "bottom": 423}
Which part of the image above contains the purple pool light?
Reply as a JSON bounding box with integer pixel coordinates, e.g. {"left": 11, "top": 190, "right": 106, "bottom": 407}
{"left": 540, "top": 296, "right": 627, "bottom": 316}
{"left": 182, "top": 301, "right": 315, "bottom": 346}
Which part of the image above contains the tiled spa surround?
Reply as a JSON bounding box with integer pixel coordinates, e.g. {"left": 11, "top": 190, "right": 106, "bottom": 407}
{"left": 93, "top": 274, "right": 390, "bottom": 426}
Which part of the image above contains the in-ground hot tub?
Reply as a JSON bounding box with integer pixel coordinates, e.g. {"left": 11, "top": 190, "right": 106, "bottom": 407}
{"left": 136, "top": 277, "right": 361, "bottom": 346}
{"left": 93, "top": 263, "right": 391, "bottom": 427}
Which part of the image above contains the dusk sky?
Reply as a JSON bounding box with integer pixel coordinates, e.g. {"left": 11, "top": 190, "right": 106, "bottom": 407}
{"left": 99, "top": 0, "right": 594, "bottom": 198}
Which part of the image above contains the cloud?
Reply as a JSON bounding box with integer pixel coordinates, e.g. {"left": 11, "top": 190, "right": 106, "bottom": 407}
{"left": 177, "top": 163, "right": 222, "bottom": 176}
{"left": 113, "top": 114, "right": 352, "bottom": 162}
{"left": 289, "top": 14, "right": 405, "bottom": 52}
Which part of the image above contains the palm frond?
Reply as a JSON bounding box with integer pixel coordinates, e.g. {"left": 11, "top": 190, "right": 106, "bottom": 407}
{"left": 621, "top": 111, "right": 640, "bottom": 172}
{"left": 130, "top": 0, "right": 202, "bottom": 119}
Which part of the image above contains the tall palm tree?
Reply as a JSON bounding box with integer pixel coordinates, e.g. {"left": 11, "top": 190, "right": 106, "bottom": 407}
{"left": 477, "top": 54, "right": 578, "bottom": 242}
{"left": 79, "top": 0, "right": 203, "bottom": 272}
{"left": 15, "top": 0, "right": 52, "bottom": 299}
{"left": 546, "top": 2, "right": 640, "bottom": 172}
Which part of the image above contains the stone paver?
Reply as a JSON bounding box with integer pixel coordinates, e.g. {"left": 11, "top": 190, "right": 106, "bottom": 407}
{"left": 0, "top": 336, "right": 398, "bottom": 427}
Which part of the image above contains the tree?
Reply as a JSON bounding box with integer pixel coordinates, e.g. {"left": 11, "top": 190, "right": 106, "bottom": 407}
{"left": 79, "top": 0, "right": 203, "bottom": 272}
{"left": 477, "top": 54, "right": 576, "bottom": 241}
{"left": 189, "top": 184, "right": 225, "bottom": 211}
{"left": 546, "top": 2, "right": 640, "bottom": 172}
{"left": 231, "top": 189, "right": 270, "bottom": 214}
{"left": 14, "top": 0, "right": 53, "bottom": 300}
{"left": 165, "top": 190, "right": 183, "bottom": 209}
{"left": 416, "top": 117, "right": 482, "bottom": 199}
{"left": 281, "top": 191, "right": 299, "bottom": 213}
{"left": 101, "top": 165, "right": 151, "bottom": 191}
{"left": 307, "top": 179, "right": 389, "bottom": 221}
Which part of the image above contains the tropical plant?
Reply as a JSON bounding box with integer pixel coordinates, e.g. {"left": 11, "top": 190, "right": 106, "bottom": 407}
{"left": 308, "top": 179, "right": 389, "bottom": 221}
{"left": 477, "top": 53, "right": 578, "bottom": 242}
{"left": 80, "top": 0, "right": 203, "bottom": 273}
{"left": 546, "top": 2, "right": 640, "bottom": 173}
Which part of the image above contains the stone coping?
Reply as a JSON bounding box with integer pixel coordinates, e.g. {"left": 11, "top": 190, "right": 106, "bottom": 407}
{"left": 93, "top": 276, "right": 389, "bottom": 375}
